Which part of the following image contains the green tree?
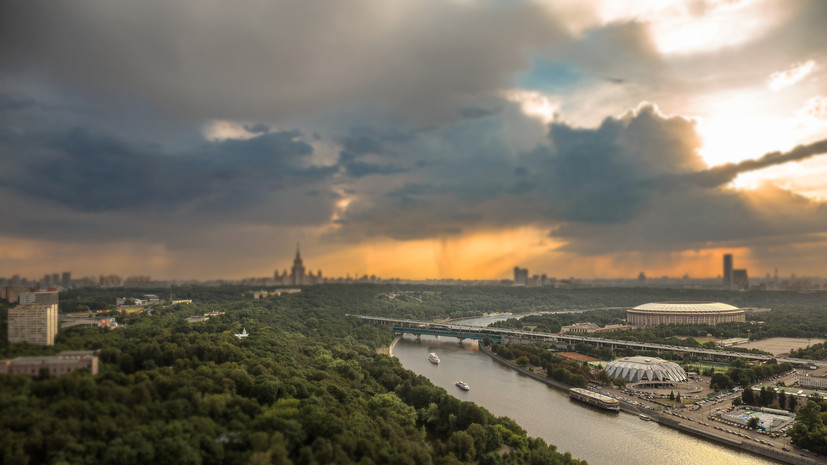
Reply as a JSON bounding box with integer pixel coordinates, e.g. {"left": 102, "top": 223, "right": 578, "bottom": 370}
{"left": 742, "top": 388, "right": 755, "bottom": 405}
{"left": 446, "top": 431, "right": 476, "bottom": 461}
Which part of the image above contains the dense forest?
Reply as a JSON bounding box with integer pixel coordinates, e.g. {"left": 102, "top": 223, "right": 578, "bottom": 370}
{"left": 1, "top": 285, "right": 585, "bottom": 465}
{"left": 3, "top": 284, "right": 826, "bottom": 463}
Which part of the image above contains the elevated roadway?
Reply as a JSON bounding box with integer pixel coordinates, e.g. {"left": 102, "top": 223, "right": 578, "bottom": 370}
{"left": 352, "top": 315, "right": 826, "bottom": 367}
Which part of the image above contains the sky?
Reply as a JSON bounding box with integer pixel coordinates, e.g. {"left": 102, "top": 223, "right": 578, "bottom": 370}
{"left": 1, "top": 0, "right": 827, "bottom": 282}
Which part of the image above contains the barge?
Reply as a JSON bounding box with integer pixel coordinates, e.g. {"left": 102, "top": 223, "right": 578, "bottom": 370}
{"left": 569, "top": 388, "right": 620, "bottom": 411}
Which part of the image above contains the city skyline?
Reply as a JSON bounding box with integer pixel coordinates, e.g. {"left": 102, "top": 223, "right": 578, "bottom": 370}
{"left": 2, "top": 1, "right": 827, "bottom": 281}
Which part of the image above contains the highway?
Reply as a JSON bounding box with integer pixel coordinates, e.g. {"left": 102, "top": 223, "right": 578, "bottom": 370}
{"left": 352, "top": 314, "right": 827, "bottom": 367}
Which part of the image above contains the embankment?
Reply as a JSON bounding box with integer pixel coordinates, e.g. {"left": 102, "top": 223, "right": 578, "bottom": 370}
{"left": 478, "top": 342, "right": 816, "bottom": 465}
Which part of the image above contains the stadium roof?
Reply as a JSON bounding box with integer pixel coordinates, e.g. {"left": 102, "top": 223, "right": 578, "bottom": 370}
{"left": 604, "top": 356, "right": 687, "bottom": 383}
{"left": 631, "top": 302, "right": 740, "bottom": 313}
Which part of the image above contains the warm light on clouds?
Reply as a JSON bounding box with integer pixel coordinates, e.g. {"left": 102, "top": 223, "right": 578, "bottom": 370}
{"left": 0, "top": 236, "right": 174, "bottom": 278}
{"left": 587, "top": 0, "right": 786, "bottom": 55}
{"left": 695, "top": 88, "right": 804, "bottom": 167}
{"left": 311, "top": 227, "right": 563, "bottom": 280}
{"left": 203, "top": 120, "right": 269, "bottom": 141}
{"left": 768, "top": 60, "right": 816, "bottom": 91}
{"left": 797, "top": 95, "right": 827, "bottom": 121}
{"left": 504, "top": 89, "right": 559, "bottom": 124}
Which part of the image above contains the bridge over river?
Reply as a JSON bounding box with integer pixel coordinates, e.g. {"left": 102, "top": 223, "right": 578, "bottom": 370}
{"left": 352, "top": 314, "right": 827, "bottom": 367}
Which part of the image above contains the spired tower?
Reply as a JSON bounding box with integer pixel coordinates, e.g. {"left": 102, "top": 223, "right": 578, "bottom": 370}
{"left": 291, "top": 244, "right": 306, "bottom": 286}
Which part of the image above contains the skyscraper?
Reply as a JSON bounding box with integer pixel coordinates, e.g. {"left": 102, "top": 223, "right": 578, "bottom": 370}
{"left": 723, "top": 254, "right": 733, "bottom": 289}
{"left": 513, "top": 267, "right": 528, "bottom": 286}
{"left": 291, "top": 245, "right": 306, "bottom": 286}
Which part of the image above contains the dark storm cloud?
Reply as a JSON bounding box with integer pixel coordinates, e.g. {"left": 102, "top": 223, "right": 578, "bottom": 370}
{"left": 338, "top": 151, "right": 406, "bottom": 178}
{"left": 341, "top": 135, "right": 387, "bottom": 156}
{"left": 329, "top": 102, "right": 827, "bottom": 255}
{"left": 0, "top": 0, "right": 567, "bottom": 122}
{"left": 0, "top": 127, "right": 334, "bottom": 213}
{"left": 684, "top": 139, "right": 827, "bottom": 188}
{"left": 459, "top": 106, "right": 503, "bottom": 119}
{"left": 243, "top": 124, "right": 270, "bottom": 134}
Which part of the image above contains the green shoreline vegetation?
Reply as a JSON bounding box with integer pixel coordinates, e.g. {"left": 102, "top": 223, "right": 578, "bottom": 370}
{"left": 0, "top": 285, "right": 586, "bottom": 465}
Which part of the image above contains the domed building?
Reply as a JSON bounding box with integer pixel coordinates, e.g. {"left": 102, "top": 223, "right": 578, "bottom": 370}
{"left": 604, "top": 356, "right": 687, "bottom": 384}
{"left": 627, "top": 301, "right": 744, "bottom": 326}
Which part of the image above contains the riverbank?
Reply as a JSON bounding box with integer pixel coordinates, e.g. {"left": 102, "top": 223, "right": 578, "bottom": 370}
{"left": 478, "top": 342, "right": 818, "bottom": 465}
{"left": 388, "top": 335, "right": 402, "bottom": 357}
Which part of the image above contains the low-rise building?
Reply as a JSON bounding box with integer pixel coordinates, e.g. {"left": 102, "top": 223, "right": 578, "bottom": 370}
{"left": 0, "top": 350, "right": 98, "bottom": 377}
{"left": 561, "top": 322, "right": 629, "bottom": 333}
{"left": 798, "top": 375, "right": 827, "bottom": 390}
{"left": 60, "top": 318, "right": 118, "bottom": 330}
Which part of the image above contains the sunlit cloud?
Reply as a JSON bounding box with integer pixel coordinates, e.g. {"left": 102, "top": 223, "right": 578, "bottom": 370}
{"left": 797, "top": 95, "right": 827, "bottom": 121}
{"left": 585, "top": 0, "right": 786, "bottom": 55}
{"left": 503, "top": 89, "right": 559, "bottom": 124}
{"left": 202, "top": 120, "right": 272, "bottom": 141}
{"left": 768, "top": 60, "right": 817, "bottom": 91}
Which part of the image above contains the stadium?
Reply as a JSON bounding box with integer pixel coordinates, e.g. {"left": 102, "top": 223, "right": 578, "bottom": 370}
{"left": 627, "top": 301, "right": 745, "bottom": 326}
{"left": 604, "top": 356, "right": 688, "bottom": 386}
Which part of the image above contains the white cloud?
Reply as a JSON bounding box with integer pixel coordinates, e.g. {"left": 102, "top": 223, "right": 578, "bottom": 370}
{"left": 798, "top": 95, "right": 827, "bottom": 120}
{"left": 768, "top": 60, "right": 816, "bottom": 91}
{"left": 202, "top": 120, "right": 267, "bottom": 141}
{"left": 555, "top": 0, "right": 789, "bottom": 55}
{"left": 503, "top": 89, "right": 560, "bottom": 124}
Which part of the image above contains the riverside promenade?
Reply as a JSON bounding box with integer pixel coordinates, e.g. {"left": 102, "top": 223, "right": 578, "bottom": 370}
{"left": 477, "top": 342, "right": 820, "bottom": 465}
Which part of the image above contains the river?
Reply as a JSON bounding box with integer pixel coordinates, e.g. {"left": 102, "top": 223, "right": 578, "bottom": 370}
{"left": 392, "top": 314, "right": 779, "bottom": 465}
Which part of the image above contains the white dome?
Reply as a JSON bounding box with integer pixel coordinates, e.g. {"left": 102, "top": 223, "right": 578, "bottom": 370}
{"left": 604, "top": 356, "right": 687, "bottom": 383}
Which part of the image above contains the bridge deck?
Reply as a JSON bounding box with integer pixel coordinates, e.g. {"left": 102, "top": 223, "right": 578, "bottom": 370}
{"left": 350, "top": 314, "right": 825, "bottom": 367}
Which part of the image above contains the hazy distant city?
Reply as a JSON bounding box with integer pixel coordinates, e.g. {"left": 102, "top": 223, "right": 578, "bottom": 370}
{"left": 3, "top": 250, "right": 826, "bottom": 297}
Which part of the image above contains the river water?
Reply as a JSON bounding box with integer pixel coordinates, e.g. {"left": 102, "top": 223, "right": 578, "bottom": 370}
{"left": 392, "top": 314, "right": 779, "bottom": 465}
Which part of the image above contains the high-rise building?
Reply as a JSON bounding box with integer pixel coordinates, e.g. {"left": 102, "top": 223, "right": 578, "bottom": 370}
{"left": 513, "top": 267, "right": 528, "bottom": 286}
{"left": 291, "top": 245, "right": 306, "bottom": 286}
{"left": 19, "top": 290, "right": 59, "bottom": 312}
{"left": 733, "top": 269, "right": 749, "bottom": 290}
{"left": 8, "top": 303, "right": 59, "bottom": 346}
{"left": 61, "top": 272, "right": 71, "bottom": 288}
{"left": 723, "top": 254, "right": 733, "bottom": 289}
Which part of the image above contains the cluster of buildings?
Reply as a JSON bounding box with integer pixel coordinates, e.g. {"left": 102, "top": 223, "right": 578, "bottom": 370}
{"left": 722, "top": 254, "right": 750, "bottom": 290}
{"left": 512, "top": 267, "right": 583, "bottom": 288}
{"left": 0, "top": 273, "right": 170, "bottom": 299}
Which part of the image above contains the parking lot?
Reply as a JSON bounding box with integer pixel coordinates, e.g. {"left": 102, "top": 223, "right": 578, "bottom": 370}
{"left": 595, "top": 369, "right": 827, "bottom": 463}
